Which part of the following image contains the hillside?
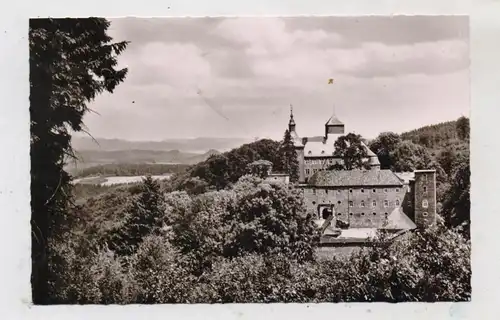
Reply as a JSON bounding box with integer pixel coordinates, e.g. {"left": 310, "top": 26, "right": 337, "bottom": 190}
{"left": 400, "top": 119, "right": 463, "bottom": 151}
{"left": 72, "top": 136, "right": 251, "bottom": 153}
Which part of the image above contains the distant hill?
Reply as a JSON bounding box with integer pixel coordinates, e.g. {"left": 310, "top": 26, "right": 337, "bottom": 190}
{"left": 72, "top": 136, "right": 251, "bottom": 153}
{"left": 65, "top": 148, "right": 222, "bottom": 173}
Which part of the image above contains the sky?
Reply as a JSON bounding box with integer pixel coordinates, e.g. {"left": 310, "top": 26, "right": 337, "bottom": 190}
{"left": 83, "top": 16, "right": 470, "bottom": 141}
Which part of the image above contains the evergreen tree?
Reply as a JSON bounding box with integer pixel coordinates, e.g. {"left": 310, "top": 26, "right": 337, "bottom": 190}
{"left": 29, "top": 18, "right": 128, "bottom": 304}
{"left": 456, "top": 116, "right": 470, "bottom": 141}
{"left": 108, "top": 176, "right": 166, "bottom": 256}
{"left": 280, "top": 130, "right": 299, "bottom": 182}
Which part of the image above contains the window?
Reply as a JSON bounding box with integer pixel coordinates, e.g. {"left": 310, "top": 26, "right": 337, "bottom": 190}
{"left": 349, "top": 189, "right": 353, "bottom": 193}
{"left": 422, "top": 199, "right": 429, "bottom": 208}
{"left": 349, "top": 212, "right": 353, "bottom": 216}
{"left": 372, "top": 188, "right": 376, "bottom": 193}
{"left": 321, "top": 150, "right": 325, "bottom": 154}
{"left": 325, "top": 189, "right": 329, "bottom": 194}
{"left": 384, "top": 200, "right": 389, "bottom": 207}
{"left": 349, "top": 201, "right": 353, "bottom": 207}
{"left": 423, "top": 174, "right": 428, "bottom": 182}
{"left": 384, "top": 188, "right": 388, "bottom": 193}
{"left": 337, "top": 189, "right": 341, "bottom": 194}
{"left": 423, "top": 212, "right": 428, "bottom": 217}
{"left": 372, "top": 212, "right": 377, "bottom": 216}
{"left": 361, "top": 188, "right": 364, "bottom": 193}
{"left": 395, "top": 198, "right": 400, "bottom": 206}
{"left": 313, "top": 189, "right": 316, "bottom": 195}
{"left": 337, "top": 201, "right": 342, "bottom": 205}
{"left": 396, "top": 188, "right": 400, "bottom": 192}
{"left": 337, "top": 212, "right": 342, "bottom": 216}
{"left": 360, "top": 200, "right": 365, "bottom": 207}
{"left": 308, "top": 151, "right": 312, "bottom": 155}
{"left": 372, "top": 200, "right": 377, "bottom": 207}
{"left": 423, "top": 186, "right": 427, "bottom": 193}
{"left": 312, "top": 201, "right": 316, "bottom": 205}
{"left": 384, "top": 212, "right": 388, "bottom": 216}
{"left": 361, "top": 212, "right": 365, "bottom": 216}
{"left": 305, "top": 169, "right": 310, "bottom": 175}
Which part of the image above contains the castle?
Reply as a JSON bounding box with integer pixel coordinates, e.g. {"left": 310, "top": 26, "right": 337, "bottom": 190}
{"left": 273, "top": 108, "right": 437, "bottom": 246}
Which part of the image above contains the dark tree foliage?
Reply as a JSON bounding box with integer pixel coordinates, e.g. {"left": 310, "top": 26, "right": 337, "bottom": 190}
{"left": 390, "top": 140, "right": 433, "bottom": 172}
{"left": 400, "top": 119, "right": 460, "bottom": 149}
{"left": 171, "top": 139, "right": 283, "bottom": 190}
{"left": 280, "top": 130, "right": 299, "bottom": 182}
{"left": 29, "top": 18, "right": 128, "bottom": 304}
{"left": 369, "top": 132, "right": 402, "bottom": 169}
{"left": 192, "top": 154, "right": 231, "bottom": 190}
{"left": 332, "top": 133, "right": 369, "bottom": 170}
{"left": 107, "top": 176, "right": 166, "bottom": 256}
{"left": 441, "top": 153, "right": 470, "bottom": 238}
{"left": 456, "top": 116, "right": 470, "bottom": 141}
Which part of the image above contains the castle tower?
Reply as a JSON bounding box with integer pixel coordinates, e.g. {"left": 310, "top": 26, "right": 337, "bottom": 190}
{"left": 413, "top": 170, "right": 437, "bottom": 228}
{"left": 288, "top": 105, "right": 306, "bottom": 183}
{"left": 325, "top": 105, "right": 345, "bottom": 138}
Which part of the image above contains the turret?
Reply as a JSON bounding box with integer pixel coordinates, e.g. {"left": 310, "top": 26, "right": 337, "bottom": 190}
{"left": 325, "top": 106, "right": 345, "bottom": 138}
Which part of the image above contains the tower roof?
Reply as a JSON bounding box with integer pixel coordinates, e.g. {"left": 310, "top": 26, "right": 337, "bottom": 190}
{"left": 325, "top": 115, "right": 344, "bottom": 126}
{"left": 325, "top": 105, "right": 344, "bottom": 127}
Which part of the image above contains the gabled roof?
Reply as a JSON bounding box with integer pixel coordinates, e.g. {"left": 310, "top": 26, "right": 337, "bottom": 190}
{"left": 308, "top": 169, "right": 404, "bottom": 187}
{"left": 382, "top": 207, "right": 417, "bottom": 230}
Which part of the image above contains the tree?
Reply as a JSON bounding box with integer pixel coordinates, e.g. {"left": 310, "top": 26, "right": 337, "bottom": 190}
{"left": 332, "top": 133, "right": 369, "bottom": 170}
{"left": 280, "top": 130, "right": 299, "bottom": 182}
{"left": 108, "top": 176, "right": 166, "bottom": 256}
{"left": 456, "top": 116, "right": 470, "bottom": 141}
{"left": 442, "top": 154, "right": 470, "bottom": 237}
{"left": 30, "top": 18, "right": 128, "bottom": 304}
{"left": 225, "top": 176, "right": 319, "bottom": 261}
{"left": 247, "top": 160, "right": 273, "bottom": 178}
{"left": 368, "top": 132, "right": 402, "bottom": 169}
{"left": 389, "top": 140, "right": 432, "bottom": 172}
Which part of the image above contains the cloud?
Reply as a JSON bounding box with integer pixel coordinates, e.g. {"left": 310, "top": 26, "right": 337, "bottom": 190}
{"left": 84, "top": 17, "right": 470, "bottom": 142}
{"left": 214, "top": 18, "right": 343, "bottom": 57}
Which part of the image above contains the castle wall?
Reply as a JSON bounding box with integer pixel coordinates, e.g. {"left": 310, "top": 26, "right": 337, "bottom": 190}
{"left": 413, "top": 171, "right": 437, "bottom": 228}
{"left": 304, "top": 157, "right": 342, "bottom": 180}
{"left": 296, "top": 147, "right": 305, "bottom": 183}
{"left": 300, "top": 185, "right": 407, "bottom": 228}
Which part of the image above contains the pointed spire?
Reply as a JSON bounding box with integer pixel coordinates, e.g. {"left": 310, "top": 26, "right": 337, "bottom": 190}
{"left": 289, "top": 104, "right": 296, "bottom": 132}
{"left": 326, "top": 105, "right": 343, "bottom": 126}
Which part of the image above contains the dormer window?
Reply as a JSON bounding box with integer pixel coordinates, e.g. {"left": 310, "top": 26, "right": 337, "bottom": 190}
{"left": 321, "top": 150, "right": 325, "bottom": 155}
{"left": 308, "top": 151, "right": 312, "bottom": 155}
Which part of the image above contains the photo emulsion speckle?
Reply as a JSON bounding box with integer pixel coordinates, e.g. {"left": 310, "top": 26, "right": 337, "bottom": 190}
{"left": 29, "top": 16, "right": 471, "bottom": 304}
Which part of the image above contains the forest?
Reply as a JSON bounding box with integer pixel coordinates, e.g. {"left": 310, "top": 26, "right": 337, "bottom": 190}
{"left": 30, "top": 18, "right": 471, "bottom": 304}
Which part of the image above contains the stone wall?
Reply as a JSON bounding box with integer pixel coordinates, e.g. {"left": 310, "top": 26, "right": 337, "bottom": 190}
{"left": 413, "top": 170, "right": 437, "bottom": 228}
{"left": 300, "top": 185, "right": 408, "bottom": 228}
{"left": 296, "top": 147, "right": 306, "bottom": 183}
